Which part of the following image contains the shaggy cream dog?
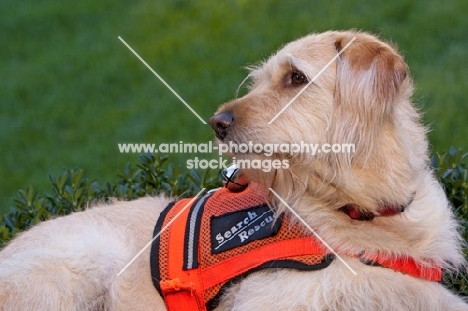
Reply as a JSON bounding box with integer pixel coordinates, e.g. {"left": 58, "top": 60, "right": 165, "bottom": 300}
{"left": 1, "top": 30, "right": 467, "bottom": 310}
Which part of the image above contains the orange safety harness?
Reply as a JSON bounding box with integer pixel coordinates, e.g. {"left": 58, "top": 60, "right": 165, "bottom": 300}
{"left": 150, "top": 183, "right": 442, "bottom": 311}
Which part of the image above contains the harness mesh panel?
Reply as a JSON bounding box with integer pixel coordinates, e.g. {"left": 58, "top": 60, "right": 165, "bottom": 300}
{"left": 157, "top": 186, "right": 330, "bottom": 309}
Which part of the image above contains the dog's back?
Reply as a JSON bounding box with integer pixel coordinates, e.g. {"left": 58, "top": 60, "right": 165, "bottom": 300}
{"left": 0, "top": 197, "right": 169, "bottom": 310}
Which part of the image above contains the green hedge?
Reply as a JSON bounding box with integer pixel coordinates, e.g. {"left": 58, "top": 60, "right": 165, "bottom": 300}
{"left": 432, "top": 147, "right": 468, "bottom": 295}
{"left": 0, "top": 149, "right": 467, "bottom": 294}
{"left": 0, "top": 154, "right": 222, "bottom": 245}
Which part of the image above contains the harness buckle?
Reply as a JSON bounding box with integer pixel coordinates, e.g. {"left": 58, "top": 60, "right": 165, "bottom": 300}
{"left": 160, "top": 278, "right": 194, "bottom": 293}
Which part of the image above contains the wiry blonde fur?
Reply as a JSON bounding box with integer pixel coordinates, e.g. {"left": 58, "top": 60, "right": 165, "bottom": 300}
{"left": 0, "top": 30, "right": 467, "bottom": 310}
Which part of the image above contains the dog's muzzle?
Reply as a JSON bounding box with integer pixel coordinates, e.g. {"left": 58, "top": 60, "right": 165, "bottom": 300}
{"left": 209, "top": 112, "right": 233, "bottom": 140}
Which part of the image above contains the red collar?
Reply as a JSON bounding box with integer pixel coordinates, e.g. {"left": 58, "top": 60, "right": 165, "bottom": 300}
{"left": 339, "top": 200, "right": 442, "bottom": 281}
{"left": 340, "top": 204, "right": 405, "bottom": 221}
{"left": 359, "top": 252, "right": 442, "bottom": 281}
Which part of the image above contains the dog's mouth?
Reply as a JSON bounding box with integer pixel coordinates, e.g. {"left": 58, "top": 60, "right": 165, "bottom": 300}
{"left": 210, "top": 113, "right": 299, "bottom": 160}
{"left": 214, "top": 138, "right": 299, "bottom": 162}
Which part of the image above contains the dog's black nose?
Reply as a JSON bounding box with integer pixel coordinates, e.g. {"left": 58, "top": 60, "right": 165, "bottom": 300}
{"left": 210, "top": 112, "right": 234, "bottom": 140}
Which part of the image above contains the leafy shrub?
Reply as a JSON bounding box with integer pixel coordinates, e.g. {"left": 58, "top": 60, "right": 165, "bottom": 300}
{"left": 0, "top": 154, "right": 222, "bottom": 246}
{"left": 0, "top": 148, "right": 467, "bottom": 295}
{"left": 432, "top": 147, "right": 468, "bottom": 295}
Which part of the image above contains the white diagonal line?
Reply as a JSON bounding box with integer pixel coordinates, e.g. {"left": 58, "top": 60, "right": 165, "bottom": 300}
{"left": 117, "top": 188, "right": 206, "bottom": 276}
{"left": 268, "top": 188, "right": 357, "bottom": 275}
{"left": 268, "top": 37, "right": 356, "bottom": 124}
{"left": 118, "top": 36, "right": 207, "bottom": 125}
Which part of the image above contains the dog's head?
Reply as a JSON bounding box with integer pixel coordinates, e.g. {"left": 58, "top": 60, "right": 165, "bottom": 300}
{"left": 210, "top": 31, "right": 427, "bottom": 215}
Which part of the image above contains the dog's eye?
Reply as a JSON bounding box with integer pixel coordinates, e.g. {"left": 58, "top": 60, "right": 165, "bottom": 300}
{"left": 291, "top": 71, "right": 308, "bottom": 85}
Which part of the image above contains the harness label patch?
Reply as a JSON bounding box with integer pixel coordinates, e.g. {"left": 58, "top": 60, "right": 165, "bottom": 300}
{"left": 210, "top": 204, "right": 281, "bottom": 254}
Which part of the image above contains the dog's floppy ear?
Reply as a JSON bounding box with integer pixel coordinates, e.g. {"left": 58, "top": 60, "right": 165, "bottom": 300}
{"left": 334, "top": 33, "right": 408, "bottom": 115}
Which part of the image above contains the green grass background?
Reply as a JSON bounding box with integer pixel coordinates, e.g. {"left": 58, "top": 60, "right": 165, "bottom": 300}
{"left": 1, "top": 0, "right": 467, "bottom": 216}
